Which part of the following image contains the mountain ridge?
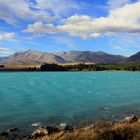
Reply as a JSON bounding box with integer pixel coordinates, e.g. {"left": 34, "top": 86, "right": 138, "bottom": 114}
{"left": 0, "top": 50, "right": 140, "bottom": 65}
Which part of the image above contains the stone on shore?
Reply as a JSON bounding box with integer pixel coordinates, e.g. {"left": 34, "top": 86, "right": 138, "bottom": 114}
{"left": 122, "top": 115, "right": 138, "bottom": 124}
{"left": 31, "top": 127, "right": 48, "bottom": 138}
{"left": 0, "top": 132, "right": 9, "bottom": 137}
{"left": 7, "top": 128, "right": 18, "bottom": 132}
{"left": 59, "top": 123, "right": 73, "bottom": 131}
{"left": 31, "top": 126, "right": 59, "bottom": 138}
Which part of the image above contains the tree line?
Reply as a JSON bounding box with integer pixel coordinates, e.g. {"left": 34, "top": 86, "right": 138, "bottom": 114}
{"left": 40, "top": 63, "right": 140, "bottom": 71}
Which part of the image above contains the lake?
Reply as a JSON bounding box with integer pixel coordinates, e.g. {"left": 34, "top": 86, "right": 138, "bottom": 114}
{"left": 0, "top": 72, "right": 140, "bottom": 131}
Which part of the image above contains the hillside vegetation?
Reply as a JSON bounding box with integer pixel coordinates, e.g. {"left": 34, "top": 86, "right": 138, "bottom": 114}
{"left": 40, "top": 63, "right": 140, "bottom": 71}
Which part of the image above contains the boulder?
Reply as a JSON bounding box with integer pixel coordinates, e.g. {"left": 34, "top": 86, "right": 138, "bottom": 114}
{"left": 45, "top": 126, "right": 59, "bottom": 134}
{"left": 7, "top": 128, "right": 18, "bottom": 132}
{"left": 31, "top": 127, "right": 48, "bottom": 138}
{"left": 0, "top": 132, "right": 9, "bottom": 137}
{"left": 59, "top": 123, "right": 73, "bottom": 131}
{"left": 129, "top": 115, "right": 138, "bottom": 123}
{"left": 122, "top": 115, "right": 138, "bottom": 124}
{"left": 31, "top": 126, "right": 59, "bottom": 138}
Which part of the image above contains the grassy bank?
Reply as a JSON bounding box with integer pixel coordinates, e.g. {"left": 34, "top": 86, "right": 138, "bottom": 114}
{"left": 35, "top": 119, "right": 140, "bottom": 140}
{"left": 1, "top": 116, "right": 140, "bottom": 140}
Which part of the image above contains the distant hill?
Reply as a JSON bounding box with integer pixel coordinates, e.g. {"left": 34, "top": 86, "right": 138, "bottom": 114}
{"left": 0, "top": 50, "right": 66, "bottom": 65}
{"left": 127, "top": 51, "right": 140, "bottom": 62}
{"left": 55, "top": 51, "right": 126, "bottom": 63}
{"left": 0, "top": 50, "right": 140, "bottom": 65}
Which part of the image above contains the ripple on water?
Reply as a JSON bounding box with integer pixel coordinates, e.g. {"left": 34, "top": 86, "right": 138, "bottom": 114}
{"left": 0, "top": 72, "right": 140, "bottom": 131}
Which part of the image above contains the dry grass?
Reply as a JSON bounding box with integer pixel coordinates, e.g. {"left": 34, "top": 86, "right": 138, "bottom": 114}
{"left": 59, "top": 63, "right": 95, "bottom": 66}
{"left": 1, "top": 119, "right": 140, "bottom": 140}
{"left": 0, "top": 63, "right": 95, "bottom": 71}
{"left": 35, "top": 119, "right": 140, "bottom": 140}
{"left": 0, "top": 65, "right": 41, "bottom": 71}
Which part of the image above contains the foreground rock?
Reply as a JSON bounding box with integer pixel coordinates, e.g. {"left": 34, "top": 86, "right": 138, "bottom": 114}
{"left": 7, "top": 128, "right": 18, "bottom": 132}
{"left": 0, "top": 132, "right": 9, "bottom": 137}
{"left": 122, "top": 115, "right": 138, "bottom": 124}
{"left": 31, "top": 126, "right": 59, "bottom": 138}
{"left": 59, "top": 123, "right": 74, "bottom": 131}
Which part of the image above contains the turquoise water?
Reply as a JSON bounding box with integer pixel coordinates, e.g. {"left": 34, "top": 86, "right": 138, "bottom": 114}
{"left": 0, "top": 72, "right": 140, "bottom": 131}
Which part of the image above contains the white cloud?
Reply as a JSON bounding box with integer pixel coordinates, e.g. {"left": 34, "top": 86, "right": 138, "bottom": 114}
{"left": 0, "top": 0, "right": 33, "bottom": 24}
{"left": 113, "top": 46, "right": 127, "bottom": 51}
{"left": 0, "top": 0, "right": 79, "bottom": 24}
{"left": 0, "top": 0, "right": 53, "bottom": 24}
{"left": 0, "top": 46, "right": 14, "bottom": 56}
{"left": 108, "top": 0, "right": 131, "bottom": 10}
{"left": 36, "top": 0, "right": 79, "bottom": 18}
{"left": 0, "top": 32, "right": 16, "bottom": 41}
{"left": 24, "top": 1, "right": 140, "bottom": 39}
{"left": 0, "top": 46, "right": 10, "bottom": 51}
{"left": 24, "top": 22, "right": 59, "bottom": 35}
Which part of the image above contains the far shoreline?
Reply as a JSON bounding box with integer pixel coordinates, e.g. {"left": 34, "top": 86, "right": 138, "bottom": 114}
{"left": 0, "top": 62, "right": 140, "bottom": 72}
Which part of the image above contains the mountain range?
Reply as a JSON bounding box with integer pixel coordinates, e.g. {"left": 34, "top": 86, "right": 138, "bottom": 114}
{"left": 0, "top": 50, "right": 140, "bottom": 65}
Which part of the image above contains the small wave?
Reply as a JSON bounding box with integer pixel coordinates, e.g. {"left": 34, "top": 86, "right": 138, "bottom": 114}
{"left": 31, "top": 122, "right": 42, "bottom": 127}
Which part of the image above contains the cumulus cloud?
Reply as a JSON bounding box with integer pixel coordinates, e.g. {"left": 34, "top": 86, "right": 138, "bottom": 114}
{"left": 24, "top": 1, "right": 140, "bottom": 39}
{"left": 0, "top": 32, "right": 16, "bottom": 41}
{"left": 0, "top": 0, "right": 79, "bottom": 24}
{"left": 24, "top": 22, "right": 59, "bottom": 35}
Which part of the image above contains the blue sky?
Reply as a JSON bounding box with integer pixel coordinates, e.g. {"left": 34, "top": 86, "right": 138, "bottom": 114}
{"left": 0, "top": 0, "right": 140, "bottom": 56}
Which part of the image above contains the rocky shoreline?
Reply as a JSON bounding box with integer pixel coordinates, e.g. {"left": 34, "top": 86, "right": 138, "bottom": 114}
{"left": 0, "top": 115, "right": 140, "bottom": 140}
